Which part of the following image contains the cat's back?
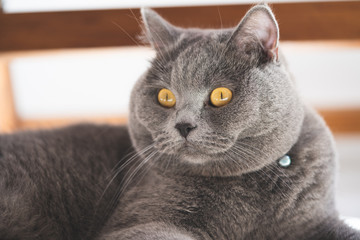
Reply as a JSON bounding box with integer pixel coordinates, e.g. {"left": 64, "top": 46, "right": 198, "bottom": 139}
{"left": 0, "top": 124, "right": 132, "bottom": 240}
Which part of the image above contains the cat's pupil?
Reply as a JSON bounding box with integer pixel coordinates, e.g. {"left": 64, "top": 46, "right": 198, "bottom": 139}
{"left": 220, "top": 92, "right": 223, "bottom": 100}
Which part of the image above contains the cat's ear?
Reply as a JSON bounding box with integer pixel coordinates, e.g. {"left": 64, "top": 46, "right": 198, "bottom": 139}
{"left": 231, "top": 4, "right": 279, "bottom": 61}
{"left": 141, "top": 8, "right": 180, "bottom": 51}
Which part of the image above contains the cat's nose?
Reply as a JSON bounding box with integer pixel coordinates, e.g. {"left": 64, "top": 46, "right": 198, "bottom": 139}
{"left": 175, "top": 122, "right": 197, "bottom": 138}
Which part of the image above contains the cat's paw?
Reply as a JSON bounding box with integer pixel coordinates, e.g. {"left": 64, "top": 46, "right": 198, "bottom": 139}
{"left": 99, "top": 222, "right": 196, "bottom": 240}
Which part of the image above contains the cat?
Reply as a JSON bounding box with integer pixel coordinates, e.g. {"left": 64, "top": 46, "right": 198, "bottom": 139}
{"left": 0, "top": 3, "right": 359, "bottom": 240}
{"left": 99, "top": 4, "right": 360, "bottom": 239}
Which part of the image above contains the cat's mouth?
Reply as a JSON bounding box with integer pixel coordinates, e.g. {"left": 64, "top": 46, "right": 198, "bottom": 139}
{"left": 157, "top": 139, "right": 212, "bottom": 156}
{"left": 177, "top": 140, "right": 229, "bottom": 155}
{"left": 153, "top": 132, "right": 235, "bottom": 156}
{"left": 180, "top": 142, "right": 200, "bottom": 153}
{"left": 153, "top": 137, "right": 236, "bottom": 165}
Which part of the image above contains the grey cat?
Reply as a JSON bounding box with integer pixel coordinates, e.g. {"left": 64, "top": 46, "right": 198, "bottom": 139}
{"left": 1, "top": 4, "right": 359, "bottom": 240}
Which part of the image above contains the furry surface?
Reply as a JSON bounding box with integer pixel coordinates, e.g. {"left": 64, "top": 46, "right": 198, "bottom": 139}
{"left": 0, "top": 125, "right": 132, "bottom": 239}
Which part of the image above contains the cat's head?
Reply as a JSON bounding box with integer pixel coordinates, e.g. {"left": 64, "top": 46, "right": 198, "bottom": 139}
{"left": 128, "top": 4, "right": 304, "bottom": 176}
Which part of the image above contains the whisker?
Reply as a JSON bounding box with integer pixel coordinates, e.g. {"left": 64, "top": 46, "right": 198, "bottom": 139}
{"left": 230, "top": 145, "right": 290, "bottom": 198}
{"left": 132, "top": 151, "right": 163, "bottom": 189}
{"left": 217, "top": 7, "right": 224, "bottom": 37}
{"left": 235, "top": 142, "right": 295, "bottom": 189}
{"left": 129, "top": 9, "right": 142, "bottom": 27}
{"left": 110, "top": 143, "right": 155, "bottom": 177}
{"left": 121, "top": 150, "right": 158, "bottom": 193}
{"left": 95, "top": 144, "right": 156, "bottom": 226}
{"left": 112, "top": 21, "right": 142, "bottom": 47}
{"left": 101, "top": 148, "right": 156, "bottom": 225}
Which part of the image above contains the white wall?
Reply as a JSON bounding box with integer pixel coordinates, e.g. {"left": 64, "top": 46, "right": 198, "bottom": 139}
{"left": 9, "top": 47, "right": 154, "bottom": 119}
{"left": 2, "top": 0, "right": 341, "bottom": 13}
{"left": 9, "top": 43, "right": 360, "bottom": 119}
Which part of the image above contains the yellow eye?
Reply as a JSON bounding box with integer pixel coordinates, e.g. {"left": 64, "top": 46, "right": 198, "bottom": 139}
{"left": 210, "top": 87, "right": 232, "bottom": 107}
{"left": 158, "top": 88, "right": 176, "bottom": 108}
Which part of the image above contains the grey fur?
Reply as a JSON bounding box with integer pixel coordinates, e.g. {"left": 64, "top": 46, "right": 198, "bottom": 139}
{"left": 104, "top": 4, "right": 360, "bottom": 239}
{"left": 0, "top": 125, "right": 133, "bottom": 239}
{"left": 0, "top": 4, "right": 359, "bottom": 240}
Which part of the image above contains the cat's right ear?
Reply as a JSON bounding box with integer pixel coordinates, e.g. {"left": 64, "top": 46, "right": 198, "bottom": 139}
{"left": 230, "top": 4, "right": 279, "bottom": 61}
{"left": 141, "top": 8, "right": 180, "bottom": 51}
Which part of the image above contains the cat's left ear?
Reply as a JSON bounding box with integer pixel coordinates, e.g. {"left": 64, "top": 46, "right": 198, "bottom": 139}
{"left": 141, "top": 8, "right": 181, "bottom": 51}
{"left": 231, "top": 4, "right": 279, "bottom": 61}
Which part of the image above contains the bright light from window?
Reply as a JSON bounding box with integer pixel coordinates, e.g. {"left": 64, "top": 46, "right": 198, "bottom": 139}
{"left": 2, "top": 0, "right": 339, "bottom": 13}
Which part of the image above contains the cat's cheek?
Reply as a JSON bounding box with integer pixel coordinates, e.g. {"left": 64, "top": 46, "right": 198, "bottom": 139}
{"left": 204, "top": 105, "right": 250, "bottom": 139}
{"left": 133, "top": 91, "right": 184, "bottom": 148}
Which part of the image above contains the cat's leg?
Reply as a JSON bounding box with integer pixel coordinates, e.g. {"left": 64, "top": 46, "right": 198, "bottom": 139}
{"left": 99, "top": 222, "right": 197, "bottom": 240}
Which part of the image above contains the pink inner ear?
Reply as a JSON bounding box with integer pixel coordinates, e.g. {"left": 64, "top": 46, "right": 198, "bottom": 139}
{"left": 261, "top": 21, "right": 279, "bottom": 60}
{"left": 243, "top": 8, "right": 279, "bottom": 60}
{"left": 252, "top": 11, "right": 279, "bottom": 51}
{"left": 264, "top": 23, "right": 278, "bottom": 50}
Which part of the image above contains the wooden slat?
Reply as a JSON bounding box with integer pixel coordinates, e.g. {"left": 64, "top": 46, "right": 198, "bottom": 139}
{"left": 5, "top": 108, "right": 359, "bottom": 134}
{"left": 18, "top": 116, "right": 127, "bottom": 131}
{"left": 1, "top": 1, "right": 360, "bottom": 52}
{"left": 0, "top": 60, "right": 18, "bottom": 132}
{"left": 319, "top": 109, "right": 360, "bottom": 134}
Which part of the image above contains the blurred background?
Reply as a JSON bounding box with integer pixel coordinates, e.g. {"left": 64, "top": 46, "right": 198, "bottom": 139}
{"left": 0, "top": 0, "right": 359, "bottom": 227}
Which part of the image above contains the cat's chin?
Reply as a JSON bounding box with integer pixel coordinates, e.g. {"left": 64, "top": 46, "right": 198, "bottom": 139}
{"left": 179, "top": 153, "right": 212, "bottom": 165}
{"left": 176, "top": 144, "right": 222, "bottom": 164}
{"left": 155, "top": 139, "right": 232, "bottom": 165}
{"left": 176, "top": 141, "right": 225, "bottom": 155}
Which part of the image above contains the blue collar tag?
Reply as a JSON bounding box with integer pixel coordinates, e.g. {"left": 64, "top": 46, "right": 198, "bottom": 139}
{"left": 278, "top": 155, "right": 291, "bottom": 168}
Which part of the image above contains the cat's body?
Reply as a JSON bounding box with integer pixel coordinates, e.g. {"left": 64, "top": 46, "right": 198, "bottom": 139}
{"left": 1, "top": 4, "right": 360, "bottom": 240}
{"left": 101, "top": 107, "right": 346, "bottom": 240}
{"left": 0, "top": 125, "right": 132, "bottom": 239}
